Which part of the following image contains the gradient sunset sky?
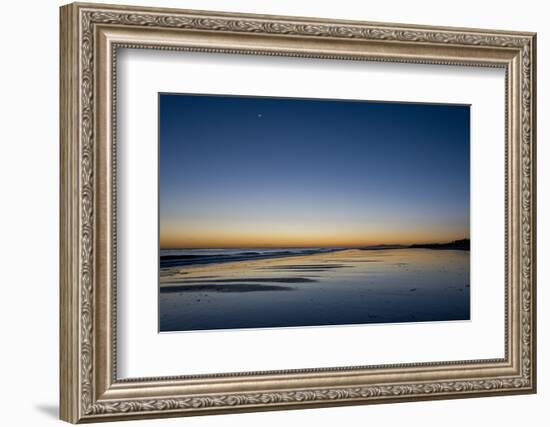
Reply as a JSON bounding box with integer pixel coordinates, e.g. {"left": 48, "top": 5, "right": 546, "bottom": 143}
{"left": 159, "top": 93, "right": 470, "bottom": 249}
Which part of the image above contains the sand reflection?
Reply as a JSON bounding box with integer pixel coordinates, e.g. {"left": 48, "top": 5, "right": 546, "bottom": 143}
{"left": 160, "top": 249, "right": 469, "bottom": 332}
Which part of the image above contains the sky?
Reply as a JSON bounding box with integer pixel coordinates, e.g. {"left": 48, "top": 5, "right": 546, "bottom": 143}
{"left": 159, "top": 93, "right": 470, "bottom": 249}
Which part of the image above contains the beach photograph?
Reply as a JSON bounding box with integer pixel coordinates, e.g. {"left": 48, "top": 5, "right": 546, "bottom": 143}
{"left": 159, "top": 93, "right": 470, "bottom": 332}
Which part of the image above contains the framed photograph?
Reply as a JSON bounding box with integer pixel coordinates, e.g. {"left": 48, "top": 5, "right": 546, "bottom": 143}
{"left": 60, "top": 2, "right": 537, "bottom": 423}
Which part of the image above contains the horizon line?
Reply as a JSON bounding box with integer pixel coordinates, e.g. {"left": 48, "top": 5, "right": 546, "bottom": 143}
{"left": 159, "top": 238, "right": 470, "bottom": 250}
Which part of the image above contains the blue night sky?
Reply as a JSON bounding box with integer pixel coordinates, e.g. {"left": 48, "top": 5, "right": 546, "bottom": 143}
{"left": 159, "top": 93, "right": 470, "bottom": 248}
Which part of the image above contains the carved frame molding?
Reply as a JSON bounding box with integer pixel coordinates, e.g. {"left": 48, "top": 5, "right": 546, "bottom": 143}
{"left": 60, "top": 2, "right": 536, "bottom": 423}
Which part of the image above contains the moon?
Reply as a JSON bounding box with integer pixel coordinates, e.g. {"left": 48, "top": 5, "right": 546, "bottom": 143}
{"left": 257, "top": 113, "right": 262, "bottom": 118}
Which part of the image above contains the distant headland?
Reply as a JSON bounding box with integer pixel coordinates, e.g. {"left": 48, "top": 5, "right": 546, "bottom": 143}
{"left": 409, "top": 239, "right": 470, "bottom": 251}
{"left": 359, "top": 239, "right": 470, "bottom": 251}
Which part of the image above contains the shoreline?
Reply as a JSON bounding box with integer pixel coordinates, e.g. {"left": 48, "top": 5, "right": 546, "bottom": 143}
{"left": 160, "top": 248, "right": 359, "bottom": 284}
{"left": 160, "top": 242, "right": 470, "bottom": 275}
{"left": 159, "top": 247, "right": 469, "bottom": 286}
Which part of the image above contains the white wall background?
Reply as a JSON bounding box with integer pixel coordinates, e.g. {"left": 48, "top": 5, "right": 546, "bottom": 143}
{"left": 0, "top": 0, "right": 545, "bottom": 426}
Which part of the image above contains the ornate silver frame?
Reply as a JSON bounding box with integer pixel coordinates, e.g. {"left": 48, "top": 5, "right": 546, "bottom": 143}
{"left": 60, "top": 2, "right": 537, "bottom": 423}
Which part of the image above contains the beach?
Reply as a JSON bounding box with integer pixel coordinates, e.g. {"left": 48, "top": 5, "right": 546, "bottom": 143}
{"left": 159, "top": 248, "right": 470, "bottom": 332}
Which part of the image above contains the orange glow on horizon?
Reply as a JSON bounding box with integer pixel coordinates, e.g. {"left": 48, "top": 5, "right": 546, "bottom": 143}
{"left": 159, "top": 222, "right": 469, "bottom": 249}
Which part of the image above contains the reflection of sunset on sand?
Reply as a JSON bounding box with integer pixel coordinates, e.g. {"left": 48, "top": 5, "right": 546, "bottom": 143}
{"left": 160, "top": 248, "right": 470, "bottom": 331}
{"left": 161, "top": 249, "right": 356, "bottom": 284}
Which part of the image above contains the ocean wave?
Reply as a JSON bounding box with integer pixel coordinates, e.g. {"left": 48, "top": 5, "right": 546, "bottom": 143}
{"left": 159, "top": 247, "right": 341, "bottom": 268}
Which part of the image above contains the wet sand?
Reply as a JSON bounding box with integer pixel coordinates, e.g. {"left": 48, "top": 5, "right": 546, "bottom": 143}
{"left": 160, "top": 248, "right": 470, "bottom": 332}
